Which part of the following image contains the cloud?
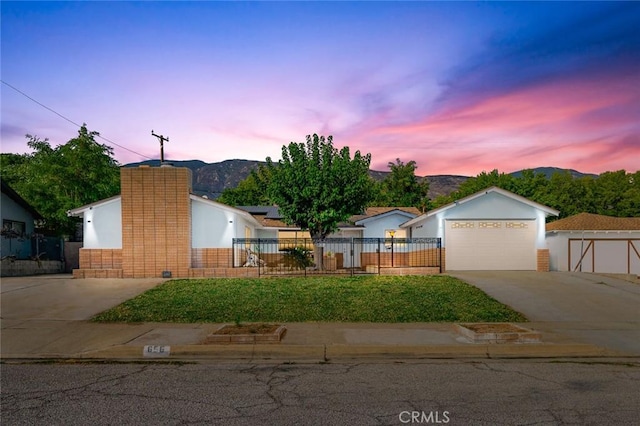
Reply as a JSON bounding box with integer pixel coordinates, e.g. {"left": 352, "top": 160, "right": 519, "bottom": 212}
{"left": 437, "top": 2, "right": 640, "bottom": 110}
{"left": 349, "top": 61, "right": 640, "bottom": 176}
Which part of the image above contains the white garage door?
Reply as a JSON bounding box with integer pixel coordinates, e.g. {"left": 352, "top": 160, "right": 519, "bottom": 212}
{"left": 445, "top": 220, "right": 537, "bottom": 270}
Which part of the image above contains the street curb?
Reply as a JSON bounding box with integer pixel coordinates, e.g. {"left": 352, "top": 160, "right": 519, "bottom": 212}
{"left": 2, "top": 343, "right": 626, "bottom": 362}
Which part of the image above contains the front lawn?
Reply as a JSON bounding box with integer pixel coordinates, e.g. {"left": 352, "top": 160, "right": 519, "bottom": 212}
{"left": 93, "top": 275, "right": 526, "bottom": 323}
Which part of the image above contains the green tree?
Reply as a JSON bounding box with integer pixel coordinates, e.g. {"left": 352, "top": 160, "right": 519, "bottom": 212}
{"left": 1, "top": 125, "right": 120, "bottom": 236}
{"left": 513, "top": 169, "right": 549, "bottom": 200}
{"left": 617, "top": 171, "right": 640, "bottom": 217}
{"left": 591, "top": 170, "right": 640, "bottom": 217}
{"left": 534, "top": 171, "right": 593, "bottom": 219}
{"left": 265, "top": 134, "right": 374, "bottom": 268}
{"left": 218, "top": 165, "right": 272, "bottom": 206}
{"left": 0, "top": 153, "right": 27, "bottom": 181}
{"left": 374, "top": 158, "right": 431, "bottom": 211}
{"left": 455, "top": 169, "right": 518, "bottom": 198}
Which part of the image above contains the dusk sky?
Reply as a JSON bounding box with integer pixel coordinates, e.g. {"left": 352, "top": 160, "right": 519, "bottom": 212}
{"left": 2, "top": 1, "right": 639, "bottom": 176}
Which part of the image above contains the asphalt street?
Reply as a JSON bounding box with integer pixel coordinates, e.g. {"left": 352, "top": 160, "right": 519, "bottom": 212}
{"left": 2, "top": 360, "right": 639, "bottom": 425}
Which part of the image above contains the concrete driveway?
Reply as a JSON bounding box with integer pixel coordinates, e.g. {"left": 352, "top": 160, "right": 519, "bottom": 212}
{"left": 1, "top": 274, "right": 164, "bottom": 322}
{"left": 1, "top": 274, "right": 164, "bottom": 357}
{"left": 450, "top": 271, "right": 640, "bottom": 355}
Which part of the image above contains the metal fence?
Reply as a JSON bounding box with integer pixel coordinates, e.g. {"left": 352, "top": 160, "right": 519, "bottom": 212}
{"left": 232, "top": 237, "right": 442, "bottom": 276}
{"left": 32, "top": 235, "right": 64, "bottom": 261}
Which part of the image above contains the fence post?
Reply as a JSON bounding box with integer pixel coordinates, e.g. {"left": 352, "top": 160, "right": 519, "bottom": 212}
{"left": 377, "top": 238, "right": 381, "bottom": 275}
{"left": 256, "top": 238, "right": 260, "bottom": 277}
{"left": 438, "top": 238, "right": 442, "bottom": 273}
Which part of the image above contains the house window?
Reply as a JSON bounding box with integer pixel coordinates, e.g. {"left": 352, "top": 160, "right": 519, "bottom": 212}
{"left": 2, "top": 219, "right": 26, "bottom": 238}
{"left": 278, "top": 230, "right": 313, "bottom": 250}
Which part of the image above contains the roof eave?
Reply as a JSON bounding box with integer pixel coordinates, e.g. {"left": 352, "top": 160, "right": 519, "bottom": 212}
{"left": 190, "top": 195, "right": 264, "bottom": 228}
{"left": 354, "top": 209, "right": 417, "bottom": 226}
{"left": 67, "top": 195, "right": 122, "bottom": 217}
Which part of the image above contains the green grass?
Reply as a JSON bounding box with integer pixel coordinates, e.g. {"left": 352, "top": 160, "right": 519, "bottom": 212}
{"left": 92, "top": 275, "right": 526, "bottom": 323}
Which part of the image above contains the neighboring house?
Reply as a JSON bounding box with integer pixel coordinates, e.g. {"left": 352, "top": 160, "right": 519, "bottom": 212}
{"left": 237, "top": 205, "right": 421, "bottom": 269}
{"left": 402, "top": 187, "right": 559, "bottom": 271}
{"left": 1, "top": 179, "right": 43, "bottom": 259}
{"left": 238, "top": 206, "right": 420, "bottom": 240}
{"left": 68, "top": 165, "right": 424, "bottom": 278}
{"left": 546, "top": 213, "right": 640, "bottom": 275}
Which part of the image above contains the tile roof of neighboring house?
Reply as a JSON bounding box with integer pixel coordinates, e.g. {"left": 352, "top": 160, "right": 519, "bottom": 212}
{"left": 546, "top": 213, "right": 640, "bottom": 231}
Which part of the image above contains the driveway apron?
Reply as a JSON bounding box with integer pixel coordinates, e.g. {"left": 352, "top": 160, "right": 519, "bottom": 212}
{"left": 450, "top": 271, "right": 640, "bottom": 355}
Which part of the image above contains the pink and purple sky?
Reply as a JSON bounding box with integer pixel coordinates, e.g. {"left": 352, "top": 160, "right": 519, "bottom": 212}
{"left": 1, "top": 1, "right": 639, "bottom": 176}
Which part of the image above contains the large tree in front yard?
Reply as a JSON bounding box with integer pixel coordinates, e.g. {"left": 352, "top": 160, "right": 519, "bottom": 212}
{"left": 266, "top": 134, "right": 374, "bottom": 268}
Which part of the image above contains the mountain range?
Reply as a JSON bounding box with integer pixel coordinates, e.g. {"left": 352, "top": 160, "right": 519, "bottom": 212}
{"left": 124, "top": 160, "right": 595, "bottom": 201}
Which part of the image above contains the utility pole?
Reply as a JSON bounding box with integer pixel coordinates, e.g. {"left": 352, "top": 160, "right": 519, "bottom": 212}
{"left": 151, "top": 130, "right": 169, "bottom": 163}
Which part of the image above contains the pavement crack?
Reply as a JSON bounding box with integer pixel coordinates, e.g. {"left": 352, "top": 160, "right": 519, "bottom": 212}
{"left": 468, "top": 361, "right": 564, "bottom": 388}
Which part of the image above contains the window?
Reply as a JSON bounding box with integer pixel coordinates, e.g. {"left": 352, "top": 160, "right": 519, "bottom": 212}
{"left": 2, "top": 220, "right": 26, "bottom": 238}
{"left": 278, "top": 230, "right": 313, "bottom": 250}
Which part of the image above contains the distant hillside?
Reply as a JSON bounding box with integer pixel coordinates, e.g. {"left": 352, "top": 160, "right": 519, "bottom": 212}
{"left": 125, "top": 159, "right": 267, "bottom": 197}
{"left": 125, "top": 159, "right": 469, "bottom": 200}
{"left": 125, "top": 160, "right": 595, "bottom": 201}
{"left": 510, "top": 167, "right": 598, "bottom": 179}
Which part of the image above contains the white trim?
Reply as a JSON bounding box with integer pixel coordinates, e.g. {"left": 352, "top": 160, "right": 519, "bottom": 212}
{"left": 67, "top": 195, "right": 121, "bottom": 217}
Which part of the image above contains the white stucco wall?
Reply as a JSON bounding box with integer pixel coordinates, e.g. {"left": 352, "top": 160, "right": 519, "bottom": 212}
{"left": 256, "top": 229, "right": 278, "bottom": 239}
{"left": 444, "top": 192, "right": 539, "bottom": 219}
{"left": 82, "top": 198, "right": 122, "bottom": 249}
{"left": 359, "top": 212, "right": 415, "bottom": 238}
{"left": 191, "top": 198, "right": 258, "bottom": 248}
{"left": 409, "top": 214, "right": 442, "bottom": 239}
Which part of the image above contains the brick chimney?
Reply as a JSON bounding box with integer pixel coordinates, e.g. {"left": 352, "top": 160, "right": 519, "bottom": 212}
{"left": 120, "top": 166, "right": 192, "bottom": 278}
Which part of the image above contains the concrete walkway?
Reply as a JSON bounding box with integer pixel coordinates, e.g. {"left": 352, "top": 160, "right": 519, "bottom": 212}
{"left": 1, "top": 273, "right": 637, "bottom": 362}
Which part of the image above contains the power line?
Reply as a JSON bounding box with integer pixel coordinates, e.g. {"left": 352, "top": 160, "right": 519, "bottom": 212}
{"left": 1, "top": 80, "right": 153, "bottom": 160}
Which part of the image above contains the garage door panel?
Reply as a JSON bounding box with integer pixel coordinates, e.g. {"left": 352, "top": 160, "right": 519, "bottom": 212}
{"left": 569, "top": 239, "right": 640, "bottom": 274}
{"left": 594, "top": 241, "right": 627, "bottom": 273}
{"left": 446, "top": 220, "right": 536, "bottom": 270}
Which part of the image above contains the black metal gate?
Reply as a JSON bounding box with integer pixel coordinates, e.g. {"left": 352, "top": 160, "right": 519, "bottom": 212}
{"left": 232, "top": 237, "right": 441, "bottom": 276}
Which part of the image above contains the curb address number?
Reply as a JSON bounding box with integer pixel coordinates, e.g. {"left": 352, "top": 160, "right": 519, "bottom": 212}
{"left": 143, "top": 345, "right": 171, "bottom": 357}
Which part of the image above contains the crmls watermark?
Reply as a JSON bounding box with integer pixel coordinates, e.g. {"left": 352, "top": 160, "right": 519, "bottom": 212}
{"left": 399, "top": 411, "right": 450, "bottom": 424}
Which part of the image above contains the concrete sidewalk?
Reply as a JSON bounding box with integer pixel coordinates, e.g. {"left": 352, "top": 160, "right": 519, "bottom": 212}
{"left": 1, "top": 273, "right": 637, "bottom": 362}
{"left": 0, "top": 320, "right": 624, "bottom": 362}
